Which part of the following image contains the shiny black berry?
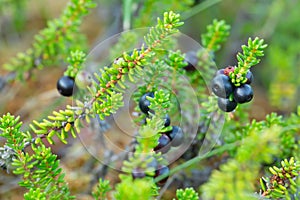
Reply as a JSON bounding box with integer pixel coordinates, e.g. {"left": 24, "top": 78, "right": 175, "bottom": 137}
{"left": 216, "top": 69, "right": 224, "bottom": 76}
{"left": 154, "top": 134, "right": 171, "bottom": 154}
{"left": 139, "top": 92, "right": 154, "bottom": 114}
{"left": 211, "top": 74, "right": 234, "bottom": 98}
{"left": 57, "top": 76, "right": 75, "bottom": 97}
{"left": 245, "top": 70, "right": 253, "bottom": 84}
{"left": 132, "top": 168, "right": 146, "bottom": 179}
{"left": 233, "top": 84, "right": 253, "bottom": 103}
{"left": 155, "top": 165, "right": 170, "bottom": 185}
{"left": 217, "top": 98, "right": 237, "bottom": 112}
{"left": 164, "top": 114, "right": 171, "bottom": 127}
{"left": 184, "top": 51, "right": 197, "bottom": 71}
{"left": 166, "top": 126, "right": 184, "bottom": 147}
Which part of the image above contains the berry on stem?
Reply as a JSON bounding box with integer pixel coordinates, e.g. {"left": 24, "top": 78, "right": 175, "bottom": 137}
{"left": 132, "top": 168, "right": 146, "bottom": 179}
{"left": 211, "top": 74, "right": 234, "bottom": 98}
{"left": 164, "top": 114, "right": 171, "bottom": 127}
{"left": 233, "top": 84, "right": 253, "bottom": 103}
{"left": 155, "top": 165, "right": 170, "bottom": 186}
{"left": 245, "top": 70, "right": 253, "bottom": 84}
{"left": 154, "top": 134, "right": 171, "bottom": 154}
{"left": 57, "top": 76, "right": 75, "bottom": 97}
{"left": 217, "top": 98, "right": 237, "bottom": 112}
{"left": 216, "top": 69, "right": 224, "bottom": 76}
{"left": 166, "top": 126, "right": 184, "bottom": 147}
{"left": 139, "top": 92, "right": 154, "bottom": 114}
{"left": 184, "top": 51, "right": 197, "bottom": 71}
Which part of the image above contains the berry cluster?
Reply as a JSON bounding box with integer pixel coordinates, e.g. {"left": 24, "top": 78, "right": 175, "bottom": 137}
{"left": 56, "top": 76, "right": 75, "bottom": 97}
{"left": 132, "top": 158, "right": 170, "bottom": 186}
{"left": 211, "top": 66, "right": 254, "bottom": 112}
{"left": 139, "top": 92, "right": 184, "bottom": 153}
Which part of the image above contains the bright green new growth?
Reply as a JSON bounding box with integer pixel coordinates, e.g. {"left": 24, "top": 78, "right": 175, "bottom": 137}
{"left": 92, "top": 178, "right": 112, "bottom": 200}
{"left": 201, "top": 19, "right": 231, "bottom": 52}
{"left": 175, "top": 188, "right": 199, "bottom": 200}
{"left": 230, "top": 37, "right": 268, "bottom": 86}
{"left": 64, "top": 50, "right": 87, "bottom": 78}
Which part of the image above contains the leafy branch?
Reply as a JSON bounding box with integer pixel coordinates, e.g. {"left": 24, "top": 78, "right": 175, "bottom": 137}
{"left": 201, "top": 19, "right": 231, "bottom": 52}
{"left": 260, "top": 157, "right": 300, "bottom": 199}
{"left": 229, "top": 37, "right": 268, "bottom": 86}
{"left": 3, "top": 0, "right": 95, "bottom": 80}
{"left": 0, "top": 113, "right": 73, "bottom": 199}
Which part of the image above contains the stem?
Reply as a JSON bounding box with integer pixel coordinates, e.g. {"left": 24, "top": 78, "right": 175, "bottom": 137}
{"left": 123, "top": 0, "right": 133, "bottom": 30}
{"left": 181, "top": 0, "right": 222, "bottom": 20}
{"left": 154, "top": 142, "right": 238, "bottom": 183}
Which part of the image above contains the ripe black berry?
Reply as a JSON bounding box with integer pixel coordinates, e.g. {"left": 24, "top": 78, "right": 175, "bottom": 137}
{"left": 155, "top": 165, "right": 170, "bottom": 186}
{"left": 184, "top": 51, "right": 197, "bottom": 71}
{"left": 166, "top": 126, "right": 184, "bottom": 147}
{"left": 132, "top": 168, "right": 146, "bottom": 179}
{"left": 139, "top": 92, "right": 154, "bottom": 114}
{"left": 216, "top": 69, "right": 224, "bottom": 76}
{"left": 57, "top": 76, "right": 75, "bottom": 97}
{"left": 154, "top": 134, "right": 171, "bottom": 154}
{"left": 164, "top": 114, "right": 171, "bottom": 127}
{"left": 233, "top": 84, "right": 253, "bottom": 103}
{"left": 245, "top": 70, "right": 253, "bottom": 84}
{"left": 217, "top": 98, "right": 237, "bottom": 112}
{"left": 211, "top": 74, "right": 234, "bottom": 98}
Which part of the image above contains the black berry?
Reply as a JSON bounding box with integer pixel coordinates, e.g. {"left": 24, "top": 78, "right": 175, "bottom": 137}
{"left": 155, "top": 165, "right": 170, "bottom": 185}
{"left": 211, "top": 74, "right": 234, "bottom": 98}
{"left": 233, "top": 84, "right": 253, "bottom": 103}
{"left": 139, "top": 92, "right": 154, "bottom": 114}
{"left": 217, "top": 98, "right": 237, "bottom": 112}
{"left": 57, "top": 76, "right": 75, "bottom": 97}
{"left": 154, "top": 134, "right": 171, "bottom": 154}
{"left": 245, "top": 70, "right": 253, "bottom": 84}
{"left": 184, "top": 51, "right": 197, "bottom": 71}
{"left": 132, "top": 168, "right": 146, "bottom": 179}
{"left": 147, "top": 158, "right": 158, "bottom": 170}
{"left": 166, "top": 126, "right": 184, "bottom": 147}
{"left": 216, "top": 69, "right": 224, "bottom": 76}
{"left": 164, "top": 114, "right": 171, "bottom": 127}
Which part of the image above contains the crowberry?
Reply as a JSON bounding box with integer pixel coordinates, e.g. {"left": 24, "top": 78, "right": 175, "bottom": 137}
{"left": 154, "top": 134, "right": 171, "bottom": 154}
{"left": 57, "top": 76, "right": 75, "bottom": 97}
{"left": 132, "top": 168, "right": 146, "bottom": 179}
{"left": 155, "top": 165, "right": 170, "bottom": 185}
{"left": 184, "top": 51, "right": 197, "bottom": 71}
{"left": 233, "top": 84, "right": 253, "bottom": 103}
{"left": 245, "top": 70, "right": 253, "bottom": 84}
{"left": 139, "top": 92, "right": 154, "bottom": 114}
{"left": 166, "top": 126, "right": 184, "bottom": 147}
{"left": 211, "top": 74, "right": 234, "bottom": 98}
{"left": 164, "top": 114, "right": 171, "bottom": 127}
{"left": 216, "top": 69, "right": 224, "bottom": 75}
{"left": 217, "top": 98, "right": 237, "bottom": 112}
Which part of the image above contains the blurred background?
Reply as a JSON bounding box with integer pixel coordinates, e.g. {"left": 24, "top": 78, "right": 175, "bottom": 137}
{"left": 0, "top": 0, "right": 299, "bottom": 199}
